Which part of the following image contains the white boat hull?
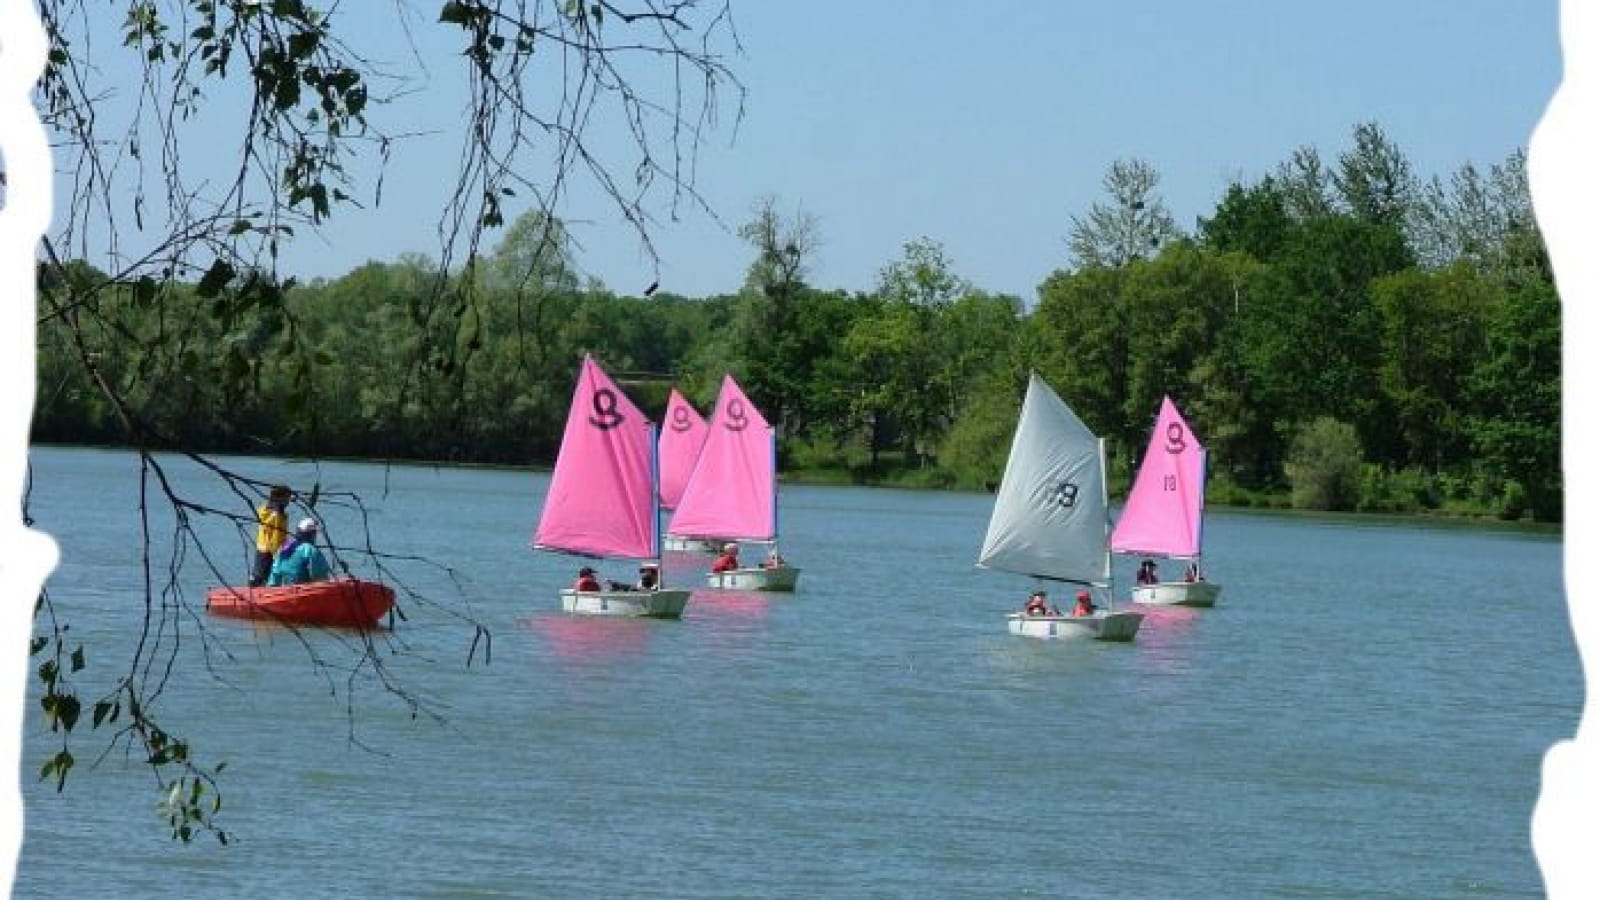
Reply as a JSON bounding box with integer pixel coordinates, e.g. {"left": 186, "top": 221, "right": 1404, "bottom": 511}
{"left": 662, "top": 534, "right": 725, "bottom": 554}
{"left": 1007, "top": 610, "right": 1143, "bottom": 642}
{"left": 705, "top": 565, "right": 801, "bottom": 592}
{"left": 1131, "top": 580, "right": 1221, "bottom": 607}
{"left": 560, "top": 588, "right": 690, "bottom": 618}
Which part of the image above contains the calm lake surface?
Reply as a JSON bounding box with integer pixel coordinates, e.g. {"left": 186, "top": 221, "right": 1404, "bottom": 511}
{"left": 16, "top": 445, "right": 1576, "bottom": 897}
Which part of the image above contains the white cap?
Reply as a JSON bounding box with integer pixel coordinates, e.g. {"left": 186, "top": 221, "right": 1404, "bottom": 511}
{"left": 296, "top": 517, "right": 319, "bottom": 534}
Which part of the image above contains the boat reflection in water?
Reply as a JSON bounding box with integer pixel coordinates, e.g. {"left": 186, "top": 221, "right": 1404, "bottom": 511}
{"left": 685, "top": 588, "right": 772, "bottom": 623}
{"left": 526, "top": 615, "right": 657, "bottom": 664}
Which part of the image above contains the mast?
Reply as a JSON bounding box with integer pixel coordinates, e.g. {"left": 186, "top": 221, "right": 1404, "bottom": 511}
{"left": 650, "top": 420, "right": 664, "bottom": 584}
{"left": 1099, "top": 437, "right": 1113, "bottom": 605}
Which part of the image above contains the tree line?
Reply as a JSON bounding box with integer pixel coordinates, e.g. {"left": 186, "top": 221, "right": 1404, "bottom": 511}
{"left": 35, "top": 123, "right": 1560, "bottom": 521}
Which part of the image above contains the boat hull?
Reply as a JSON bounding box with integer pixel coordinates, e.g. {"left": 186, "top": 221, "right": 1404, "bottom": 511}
{"left": 705, "top": 565, "right": 800, "bottom": 592}
{"left": 205, "top": 577, "right": 395, "bottom": 628}
{"left": 1007, "top": 610, "right": 1143, "bottom": 642}
{"left": 560, "top": 587, "right": 690, "bottom": 618}
{"left": 1131, "top": 580, "right": 1221, "bottom": 607}
{"left": 662, "top": 534, "right": 725, "bottom": 554}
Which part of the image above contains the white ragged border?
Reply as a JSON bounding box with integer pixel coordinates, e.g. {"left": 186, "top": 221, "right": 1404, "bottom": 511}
{"left": 1530, "top": 3, "right": 1600, "bottom": 897}
{"left": 0, "top": 0, "right": 63, "bottom": 892}
{"left": 0, "top": 1, "right": 1592, "bottom": 896}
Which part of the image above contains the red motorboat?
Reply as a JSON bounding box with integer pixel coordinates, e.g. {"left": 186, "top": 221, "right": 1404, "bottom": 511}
{"left": 205, "top": 577, "right": 395, "bottom": 628}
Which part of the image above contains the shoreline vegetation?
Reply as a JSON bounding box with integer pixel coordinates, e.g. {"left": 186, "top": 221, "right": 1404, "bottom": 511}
{"left": 36, "top": 125, "right": 1559, "bottom": 526}
{"left": 30, "top": 441, "right": 1558, "bottom": 532}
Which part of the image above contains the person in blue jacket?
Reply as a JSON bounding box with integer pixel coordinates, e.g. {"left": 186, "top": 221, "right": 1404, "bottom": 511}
{"left": 267, "top": 518, "right": 331, "bottom": 586}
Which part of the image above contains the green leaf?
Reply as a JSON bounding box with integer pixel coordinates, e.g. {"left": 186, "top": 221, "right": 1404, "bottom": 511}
{"left": 287, "top": 30, "right": 319, "bottom": 60}
{"left": 92, "top": 700, "right": 115, "bottom": 728}
{"left": 54, "top": 695, "right": 81, "bottom": 732}
{"left": 196, "top": 259, "right": 235, "bottom": 298}
{"left": 133, "top": 275, "right": 158, "bottom": 306}
{"left": 40, "top": 750, "right": 73, "bottom": 791}
{"left": 69, "top": 646, "right": 85, "bottom": 672}
{"left": 438, "top": 1, "right": 470, "bottom": 25}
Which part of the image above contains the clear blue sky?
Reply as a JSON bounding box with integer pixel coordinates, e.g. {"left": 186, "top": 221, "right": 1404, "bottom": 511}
{"left": 253, "top": 0, "right": 1560, "bottom": 302}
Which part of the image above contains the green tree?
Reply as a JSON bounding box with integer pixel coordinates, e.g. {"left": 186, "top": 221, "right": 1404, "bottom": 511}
{"left": 1333, "top": 121, "right": 1417, "bottom": 230}
{"left": 1066, "top": 158, "right": 1181, "bottom": 269}
{"left": 1198, "top": 178, "right": 1293, "bottom": 262}
{"left": 1030, "top": 264, "right": 1128, "bottom": 442}
{"left": 841, "top": 299, "right": 938, "bottom": 465}
{"left": 1245, "top": 213, "right": 1413, "bottom": 451}
{"left": 1274, "top": 145, "right": 1336, "bottom": 220}
{"left": 936, "top": 291, "right": 1023, "bottom": 427}
{"left": 734, "top": 196, "right": 824, "bottom": 436}
{"left": 1284, "top": 417, "right": 1365, "bottom": 510}
{"left": 939, "top": 371, "right": 1026, "bottom": 490}
{"left": 1369, "top": 265, "right": 1491, "bottom": 471}
{"left": 877, "top": 237, "right": 970, "bottom": 307}
{"left": 1468, "top": 276, "right": 1561, "bottom": 520}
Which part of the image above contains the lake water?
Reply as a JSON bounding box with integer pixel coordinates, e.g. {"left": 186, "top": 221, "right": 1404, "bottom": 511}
{"left": 15, "top": 446, "right": 1576, "bottom": 897}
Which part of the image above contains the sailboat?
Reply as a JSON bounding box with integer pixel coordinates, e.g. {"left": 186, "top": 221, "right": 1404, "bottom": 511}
{"left": 532, "top": 355, "right": 691, "bottom": 618}
{"left": 978, "top": 373, "right": 1142, "bottom": 641}
{"left": 668, "top": 374, "right": 801, "bottom": 591}
{"left": 657, "top": 387, "right": 718, "bottom": 553}
{"left": 1110, "top": 396, "right": 1222, "bottom": 607}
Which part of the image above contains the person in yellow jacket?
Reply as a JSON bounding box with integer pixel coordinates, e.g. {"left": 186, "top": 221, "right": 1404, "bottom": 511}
{"left": 250, "top": 485, "right": 292, "bottom": 586}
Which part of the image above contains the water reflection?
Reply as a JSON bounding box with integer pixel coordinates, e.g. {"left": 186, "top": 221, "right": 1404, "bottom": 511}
{"left": 1127, "top": 604, "right": 1204, "bottom": 681}
{"left": 521, "top": 614, "right": 657, "bottom": 663}
{"left": 686, "top": 588, "right": 772, "bottom": 622}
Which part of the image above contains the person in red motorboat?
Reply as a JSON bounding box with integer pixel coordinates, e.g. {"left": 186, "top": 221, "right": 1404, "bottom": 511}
{"left": 710, "top": 543, "right": 741, "bottom": 574}
{"left": 266, "top": 518, "right": 331, "bottom": 586}
{"left": 1072, "top": 590, "right": 1098, "bottom": 617}
{"left": 250, "top": 484, "right": 292, "bottom": 587}
{"left": 573, "top": 566, "right": 602, "bottom": 592}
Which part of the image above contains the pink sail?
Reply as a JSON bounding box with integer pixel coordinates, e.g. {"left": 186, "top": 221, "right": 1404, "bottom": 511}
{"left": 1109, "top": 396, "right": 1206, "bottom": 558}
{"left": 658, "top": 387, "right": 708, "bottom": 510}
{"left": 533, "top": 355, "right": 658, "bottom": 560}
{"left": 667, "top": 375, "right": 775, "bottom": 541}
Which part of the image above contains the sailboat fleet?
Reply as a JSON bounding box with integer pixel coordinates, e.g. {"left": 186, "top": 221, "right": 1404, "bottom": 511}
{"left": 531, "top": 358, "right": 1217, "bottom": 639}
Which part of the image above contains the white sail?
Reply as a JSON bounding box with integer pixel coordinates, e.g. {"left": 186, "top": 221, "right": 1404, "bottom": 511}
{"left": 977, "top": 373, "right": 1110, "bottom": 585}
